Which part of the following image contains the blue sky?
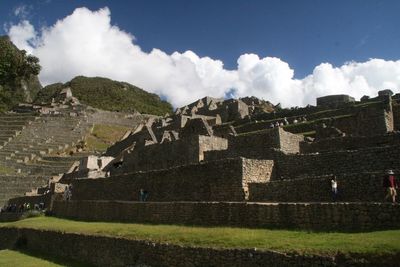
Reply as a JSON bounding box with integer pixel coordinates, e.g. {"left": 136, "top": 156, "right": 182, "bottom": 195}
{"left": 1, "top": 0, "right": 400, "bottom": 107}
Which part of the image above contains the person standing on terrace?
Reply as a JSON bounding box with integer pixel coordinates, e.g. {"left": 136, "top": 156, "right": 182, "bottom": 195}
{"left": 383, "top": 170, "right": 398, "bottom": 203}
{"left": 331, "top": 176, "right": 338, "bottom": 202}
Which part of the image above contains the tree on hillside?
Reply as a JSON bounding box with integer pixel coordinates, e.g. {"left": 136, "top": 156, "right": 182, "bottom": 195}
{"left": 0, "top": 36, "right": 42, "bottom": 111}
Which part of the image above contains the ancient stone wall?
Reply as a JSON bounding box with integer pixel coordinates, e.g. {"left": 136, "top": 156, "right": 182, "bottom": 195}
{"left": 112, "top": 135, "right": 227, "bottom": 174}
{"left": 242, "top": 158, "right": 274, "bottom": 199}
{"left": 237, "top": 101, "right": 393, "bottom": 137}
{"left": 316, "top": 94, "right": 355, "bottom": 108}
{"left": 3, "top": 227, "right": 392, "bottom": 267}
{"left": 332, "top": 102, "right": 393, "bottom": 136}
{"left": 278, "top": 128, "right": 303, "bottom": 153}
{"left": 0, "top": 175, "right": 49, "bottom": 206}
{"left": 300, "top": 133, "right": 400, "bottom": 153}
{"left": 249, "top": 172, "right": 386, "bottom": 202}
{"left": 230, "top": 129, "right": 280, "bottom": 151}
{"left": 275, "top": 145, "right": 400, "bottom": 179}
{"left": 0, "top": 213, "right": 24, "bottom": 222}
{"left": 204, "top": 128, "right": 301, "bottom": 162}
{"left": 53, "top": 200, "right": 400, "bottom": 231}
{"left": 234, "top": 120, "right": 273, "bottom": 134}
{"left": 198, "top": 135, "right": 228, "bottom": 161}
{"left": 73, "top": 158, "right": 273, "bottom": 202}
{"left": 86, "top": 108, "right": 152, "bottom": 127}
{"left": 7, "top": 194, "right": 51, "bottom": 209}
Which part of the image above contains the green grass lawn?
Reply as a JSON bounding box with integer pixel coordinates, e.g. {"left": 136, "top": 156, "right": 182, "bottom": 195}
{"left": 0, "top": 249, "right": 92, "bottom": 267}
{"left": 1, "top": 217, "right": 399, "bottom": 256}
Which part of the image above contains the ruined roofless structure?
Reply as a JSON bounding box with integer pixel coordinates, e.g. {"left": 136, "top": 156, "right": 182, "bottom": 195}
{"left": 0, "top": 87, "right": 154, "bottom": 206}
{"left": 1, "top": 89, "right": 400, "bottom": 265}
{"left": 2, "top": 90, "right": 397, "bottom": 231}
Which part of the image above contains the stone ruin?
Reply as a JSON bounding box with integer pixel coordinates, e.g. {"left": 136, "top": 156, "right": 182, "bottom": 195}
{"left": 1, "top": 90, "right": 400, "bottom": 233}
{"left": 0, "top": 86, "right": 152, "bottom": 206}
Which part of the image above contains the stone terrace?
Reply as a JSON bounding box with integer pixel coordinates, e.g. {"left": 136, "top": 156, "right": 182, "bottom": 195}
{"left": 4, "top": 93, "right": 400, "bottom": 231}
{"left": 0, "top": 113, "right": 37, "bottom": 148}
{"left": 0, "top": 174, "right": 48, "bottom": 205}
{"left": 2, "top": 93, "right": 400, "bottom": 266}
{"left": 0, "top": 112, "right": 93, "bottom": 206}
{"left": 0, "top": 114, "right": 90, "bottom": 173}
{"left": 40, "top": 93, "right": 400, "bottom": 232}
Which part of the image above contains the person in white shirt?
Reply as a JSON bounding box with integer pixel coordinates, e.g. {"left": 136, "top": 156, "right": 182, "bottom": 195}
{"left": 331, "top": 176, "right": 338, "bottom": 202}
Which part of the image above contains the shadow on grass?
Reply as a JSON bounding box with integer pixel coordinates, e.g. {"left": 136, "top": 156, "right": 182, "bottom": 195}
{"left": 14, "top": 249, "right": 95, "bottom": 267}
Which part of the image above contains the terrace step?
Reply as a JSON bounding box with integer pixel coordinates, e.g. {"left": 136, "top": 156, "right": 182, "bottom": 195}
{"left": 0, "top": 130, "right": 19, "bottom": 135}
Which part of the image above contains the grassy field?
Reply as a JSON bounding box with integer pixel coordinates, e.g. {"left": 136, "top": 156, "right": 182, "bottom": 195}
{"left": 85, "top": 124, "right": 131, "bottom": 152}
{"left": 1, "top": 217, "right": 399, "bottom": 256}
{"left": 0, "top": 249, "right": 92, "bottom": 267}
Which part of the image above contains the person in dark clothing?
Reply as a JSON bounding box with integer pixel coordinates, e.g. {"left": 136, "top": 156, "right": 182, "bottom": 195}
{"left": 383, "top": 170, "right": 398, "bottom": 203}
{"left": 139, "top": 189, "right": 149, "bottom": 202}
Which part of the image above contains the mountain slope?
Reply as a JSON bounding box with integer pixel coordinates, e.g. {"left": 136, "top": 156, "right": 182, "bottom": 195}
{"left": 35, "top": 76, "right": 173, "bottom": 116}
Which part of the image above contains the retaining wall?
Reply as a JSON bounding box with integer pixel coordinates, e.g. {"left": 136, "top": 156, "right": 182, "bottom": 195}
{"left": 112, "top": 135, "right": 227, "bottom": 175}
{"left": 249, "top": 172, "right": 388, "bottom": 202}
{"left": 204, "top": 128, "right": 301, "bottom": 162}
{"left": 300, "top": 133, "right": 400, "bottom": 153}
{"left": 73, "top": 158, "right": 273, "bottom": 202}
{"left": 52, "top": 200, "right": 400, "bottom": 231}
{"left": 275, "top": 145, "right": 400, "bottom": 179}
{"left": 2, "top": 227, "right": 398, "bottom": 267}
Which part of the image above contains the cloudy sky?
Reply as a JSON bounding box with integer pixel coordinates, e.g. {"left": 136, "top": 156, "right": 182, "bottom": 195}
{"left": 1, "top": 0, "right": 400, "bottom": 107}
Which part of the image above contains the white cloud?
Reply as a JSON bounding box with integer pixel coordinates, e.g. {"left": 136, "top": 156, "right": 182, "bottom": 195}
{"left": 7, "top": 20, "right": 36, "bottom": 53}
{"left": 6, "top": 7, "right": 400, "bottom": 108}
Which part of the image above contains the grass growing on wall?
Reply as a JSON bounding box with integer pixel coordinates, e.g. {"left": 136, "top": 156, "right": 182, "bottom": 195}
{"left": 1, "top": 216, "right": 400, "bottom": 256}
{"left": 0, "top": 164, "right": 15, "bottom": 174}
{"left": 85, "top": 124, "right": 131, "bottom": 152}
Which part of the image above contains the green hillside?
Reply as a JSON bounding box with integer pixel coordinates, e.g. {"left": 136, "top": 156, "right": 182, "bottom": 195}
{"left": 35, "top": 76, "right": 172, "bottom": 116}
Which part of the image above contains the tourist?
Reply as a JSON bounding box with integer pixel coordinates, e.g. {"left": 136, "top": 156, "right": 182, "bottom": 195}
{"left": 283, "top": 117, "right": 289, "bottom": 125}
{"left": 63, "top": 186, "right": 69, "bottom": 201}
{"left": 331, "top": 176, "right": 338, "bottom": 202}
{"left": 64, "top": 185, "right": 72, "bottom": 201}
{"left": 69, "top": 184, "right": 73, "bottom": 200}
{"left": 139, "top": 188, "right": 145, "bottom": 202}
{"left": 139, "top": 188, "right": 149, "bottom": 202}
{"left": 383, "top": 170, "right": 398, "bottom": 203}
